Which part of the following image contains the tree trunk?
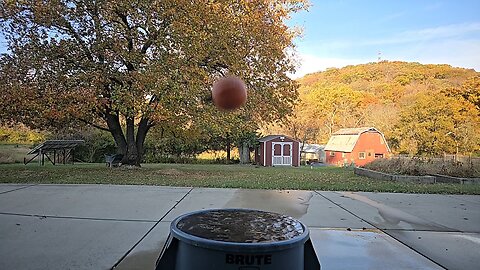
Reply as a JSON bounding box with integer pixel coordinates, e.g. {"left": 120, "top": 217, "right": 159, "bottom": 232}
{"left": 125, "top": 117, "right": 139, "bottom": 166}
{"left": 226, "top": 136, "right": 231, "bottom": 164}
{"left": 301, "top": 133, "right": 307, "bottom": 166}
{"left": 104, "top": 110, "right": 151, "bottom": 167}
{"left": 106, "top": 112, "right": 128, "bottom": 156}
{"left": 239, "top": 142, "right": 250, "bottom": 164}
{"left": 135, "top": 117, "right": 151, "bottom": 166}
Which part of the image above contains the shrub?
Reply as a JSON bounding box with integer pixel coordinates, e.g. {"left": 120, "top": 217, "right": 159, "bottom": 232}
{"left": 364, "top": 157, "right": 479, "bottom": 178}
{"left": 0, "top": 125, "right": 45, "bottom": 144}
{"left": 49, "top": 127, "right": 116, "bottom": 163}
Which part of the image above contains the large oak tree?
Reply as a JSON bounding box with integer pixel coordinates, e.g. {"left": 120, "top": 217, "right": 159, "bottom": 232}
{"left": 0, "top": 0, "right": 306, "bottom": 165}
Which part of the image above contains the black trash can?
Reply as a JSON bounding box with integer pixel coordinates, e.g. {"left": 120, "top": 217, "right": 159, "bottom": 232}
{"left": 156, "top": 209, "right": 320, "bottom": 270}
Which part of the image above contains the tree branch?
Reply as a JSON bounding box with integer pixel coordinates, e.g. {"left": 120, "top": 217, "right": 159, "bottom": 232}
{"left": 56, "top": 17, "right": 94, "bottom": 62}
{"left": 147, "top": 94, "right": 157, "bottom": 105}
{"left": 140, "top": 39, "right": 153, "bottom": 55}
{"left": 147, "top": 121, "right": 156, "bottom": 128}
{"left": 77, "top": 118, "right": 111, "bottom": 132}
{"left": 90, "top": 1, "right": 105, "bottom": 63}
{"left": 141, "top": 31, "right": 158, "bottom": 54}
{"left": 114, "top": 9, "right": 134, "bottom": 53}
{"left": 109, "top": 76, "right": 123, "bottom": 86}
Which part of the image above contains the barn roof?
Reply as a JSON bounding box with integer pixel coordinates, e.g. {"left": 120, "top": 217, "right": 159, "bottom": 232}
{"left": 333, "top": 127, "right": 378, "bottom": 135}
{"left": 325, "top": 127, "right": 384, "bottom": 152}
{"left": 258, "top": 135, "right": 298, "bottom": 142}
{"left": 300, "top": 143, "right": 325, "bottom": 153}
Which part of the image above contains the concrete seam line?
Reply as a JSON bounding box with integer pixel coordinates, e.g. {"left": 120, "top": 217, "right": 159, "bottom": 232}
{"left": 314, "top": 191, "right": 448, "bottom": 270}
{"left": 0, "top": 184, "right": 39, "bottom": 195}
{"left": 306, "top": 226, "right": 469, "bottom": 233}
{"left": 111, "top": 187, "right": 194, "bottom": 269}
{"left": 0, "top": 212, "right": 157, "bottom": 223}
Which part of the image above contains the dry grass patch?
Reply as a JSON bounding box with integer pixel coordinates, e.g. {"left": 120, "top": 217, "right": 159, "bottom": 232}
{"left": 364, "top": 158, "right": 479, "bottom": 178}
{"left": 0, "top": 144, "right": 31, "bottom": 164}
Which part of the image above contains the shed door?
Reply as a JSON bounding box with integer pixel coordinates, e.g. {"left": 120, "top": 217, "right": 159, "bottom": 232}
{"left": 272, "top": 142, "right": 293, "bottom": 166}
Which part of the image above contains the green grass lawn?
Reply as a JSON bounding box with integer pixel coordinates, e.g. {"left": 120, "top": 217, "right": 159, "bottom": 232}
{"left": 0, "top": 163, "right": 479, "bottom": 194}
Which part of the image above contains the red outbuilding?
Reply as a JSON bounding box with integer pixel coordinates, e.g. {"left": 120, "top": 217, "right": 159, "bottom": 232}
{"left": 325, "top": 127, "right": 391, "bottom": 166}
{"left": 255, "top": 135, "right": 300, "bottom": 167}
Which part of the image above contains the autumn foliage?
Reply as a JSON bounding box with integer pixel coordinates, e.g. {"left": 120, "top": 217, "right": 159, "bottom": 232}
{"left": 0, "top": 0, "right": 307, "bottom": 165}
{"left": 268, "top": 61, "right": 480, "bottom": 156}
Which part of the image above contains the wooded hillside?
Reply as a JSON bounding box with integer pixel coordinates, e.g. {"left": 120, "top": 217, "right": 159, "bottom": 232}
{"left": 265, "top": 61, "right": 480, "bottom": 156}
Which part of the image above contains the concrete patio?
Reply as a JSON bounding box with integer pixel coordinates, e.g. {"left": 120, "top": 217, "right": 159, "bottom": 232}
{"left": 0, "top": 184, "right": 478, "bottom": 270}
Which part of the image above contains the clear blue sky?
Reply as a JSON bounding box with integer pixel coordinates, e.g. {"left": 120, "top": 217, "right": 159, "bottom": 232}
{"left": 288, "top": 0, "right": 480, "bottom": 77}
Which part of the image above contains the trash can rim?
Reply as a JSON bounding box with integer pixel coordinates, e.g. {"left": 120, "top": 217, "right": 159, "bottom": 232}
{"left": 170, "top": 208, "right": 310, "bottom": 252}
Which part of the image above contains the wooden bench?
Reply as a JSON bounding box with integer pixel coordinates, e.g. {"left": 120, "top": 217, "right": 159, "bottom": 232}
{"left": 105, "top": 154, "right": 123, "bottom": 167}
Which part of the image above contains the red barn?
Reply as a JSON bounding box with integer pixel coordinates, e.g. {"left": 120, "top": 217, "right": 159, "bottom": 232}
{"left": 255, "top": 135, "right": 300, "bottom": 167}
{"left": 325, "top": 127, "right": 391, "bottom": 166}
